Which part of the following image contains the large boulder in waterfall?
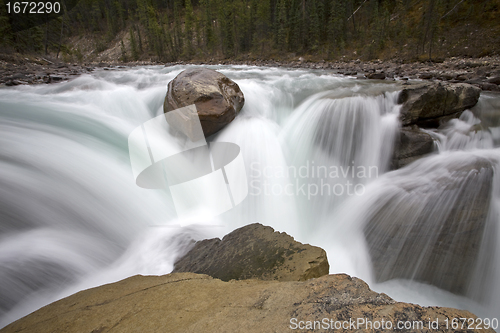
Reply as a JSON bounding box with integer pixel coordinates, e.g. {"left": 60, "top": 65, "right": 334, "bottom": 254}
{"left": 2, "top": 272, "right": 492, "bottom": 333}
{"left": 173, "top": 223, "right": 329, "bottom": 282}
{"left": 365, "top": 155, "right": 494, "bottom": 295}
{"left": 398, "top": 82, "right": 481, "bottom": 127}
{"left": 392, "top": 125, "right": 435, "bottom": 169}
{"left": 164, "top": 68, "right": 245, "bottom": 137}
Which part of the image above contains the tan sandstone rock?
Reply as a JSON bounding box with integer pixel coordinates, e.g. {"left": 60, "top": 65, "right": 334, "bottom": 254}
{"left": 1, "top": 273, "right": 493, "bottom": 333}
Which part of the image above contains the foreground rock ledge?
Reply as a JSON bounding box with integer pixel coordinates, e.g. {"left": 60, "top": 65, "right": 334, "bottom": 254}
{"left": 1, "top": 273, "right": 492, "bottom": 333}
{"left": 173, "top": 223, "right": 329, "bottom": 282}
{"left": 164, "top": 67, "right": 245, "bottom": 137}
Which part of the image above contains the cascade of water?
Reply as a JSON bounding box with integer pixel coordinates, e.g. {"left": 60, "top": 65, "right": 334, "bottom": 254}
{"left": 424, "top": 110, "right": 495, "bottom": 151}
{"left": 0, "top": 72, "right": 179, "bottom": 326}
{"left": 278, "top": 91, "right": 400, "bottom": 233}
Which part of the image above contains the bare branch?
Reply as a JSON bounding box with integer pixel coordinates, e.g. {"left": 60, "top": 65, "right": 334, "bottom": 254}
{"left": 347, "top": 0, "right": 369, "bottom": 21}
{"left": 441, "top": 0, "right": 465, "bottom": 19}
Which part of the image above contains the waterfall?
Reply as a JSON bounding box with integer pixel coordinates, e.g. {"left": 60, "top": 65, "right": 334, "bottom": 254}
{"left": 0, "top": 65, "right": 499, "bottom": 327}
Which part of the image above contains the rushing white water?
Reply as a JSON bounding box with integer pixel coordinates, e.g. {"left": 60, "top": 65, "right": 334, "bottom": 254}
{"left": 0, "top": 65, "right": 499, "bottom": 327}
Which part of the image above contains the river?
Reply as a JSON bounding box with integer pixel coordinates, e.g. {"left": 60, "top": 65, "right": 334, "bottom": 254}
{"left": 0, "top": 65, "right": 499, "bottom": 327}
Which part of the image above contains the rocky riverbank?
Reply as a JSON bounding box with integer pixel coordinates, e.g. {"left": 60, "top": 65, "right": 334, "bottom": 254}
{"left": 0, "top": 54, "right": 93, "bottom": 86}
{"left": 0, "top": 224, "right": 494, "bottom": 333}
{"left": 1, "top": 53, "right": 500, "bottom": 91}
{"left": 195, "top": 56, "right": 500, "bottom": 92}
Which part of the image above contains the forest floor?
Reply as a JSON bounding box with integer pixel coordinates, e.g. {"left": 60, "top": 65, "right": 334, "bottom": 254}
{"left": 1, "top": 52, "right": 500, "bottom": 91}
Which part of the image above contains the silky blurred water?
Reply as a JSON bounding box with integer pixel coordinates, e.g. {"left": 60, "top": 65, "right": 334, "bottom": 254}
{"left": 0, "top": 65, "right": 499, "bottom": 327}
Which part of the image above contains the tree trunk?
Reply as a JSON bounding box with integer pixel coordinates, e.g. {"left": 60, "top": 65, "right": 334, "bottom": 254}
{"left": 57, "top": 18, "right": 64, "bottom": 58}
{"left": 44, "top": 19, "right": 49, "bottom": 55}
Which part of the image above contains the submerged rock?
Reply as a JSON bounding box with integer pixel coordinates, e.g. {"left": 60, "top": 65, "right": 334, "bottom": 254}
{"left": 173, "top": 223, "right": 329, "bottom": 281}
{"left": 392, "top": 125, "right": 435, "bottom": 169}
{"left": 164, "top": 67, "right": 245, "bottom": 137}
{"left": 365, "top": 155, "right": 494, "bottom": 295}
{"left": 398, "top": 82, "right": 481, "bottom": 127}
{"left": 2, "top": 273, "right": 492, "bottom": 333}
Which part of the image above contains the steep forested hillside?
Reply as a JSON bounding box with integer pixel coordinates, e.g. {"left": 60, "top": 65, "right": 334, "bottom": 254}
{"left": 1, "top": 0, "right": 499, "bottom": 62}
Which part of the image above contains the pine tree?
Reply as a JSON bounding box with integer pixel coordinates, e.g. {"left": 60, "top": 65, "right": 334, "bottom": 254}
{"left": 129, "top": 27, "right": 139, "bottom": 60}
{"left": 105, "top": 8, "right": 114, "bottom": 41}
{"left": 184, "top": 0, "right": 194, "bottom": 57}
{"left": 235, "top": 0, "right": 252, "bottom": 53}
{"left": 0, "top": 0, "right": 13, "bottom": 48}
{"left": 200, "top": 0, "right": 215, "bottom": 54}
{"left": 328, "top": 0, "right": 345, "bottom": 50}
{"left": 253, "top": 0, "right": 271, "bottom": 56}
{"left": 114, "top": 0, "right": 125, "bottom": 31}
{"left": 120, "top": 39, "right": 127, "bottom": 62}
{"left": 309, "top": 0, "right": 320, "bottom": 50}
{"left": 275, "top": 0, "right": 287, "bottom": 50}
{"left": 137, "top": 27, "right": 143, "bottom": 52}
{"left": 219, "top": 0, "right": 235, "bottom": 57}
{"left": 288, "top": 0, "right": 301, "bottom": 51}
{"left": 173, "top": 0, "right": 184, "bottom": 55}
{"left": 195, "top": 12, "right": 202, "bottom": 51}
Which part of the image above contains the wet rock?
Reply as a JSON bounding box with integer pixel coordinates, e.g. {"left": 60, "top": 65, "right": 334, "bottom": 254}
{"left": 366, "top": 72, "right": 386, "bottom": 80}
{"left": 5, "top": 73, "right": 26, "bottom": 81}
{"left": 419, "top": 72, "right": 433, "bottom": 80}
{"left": 475, "top": 68, "right": 489, "bottom": 78}
{"left": 487, "top": 76, "right": 500, "bottom": 85}
{"left": 365, "top": 156, "right": 494, "bottom": 295}
{"left": 5, "top": 80, "right": 23, "bottom": 86}
{"left": 392, "top": 125, "right": 435, "bottom": 169}
{"left": 466, "top": 78, "right": 484, "bottom": 85}
{"left": 164, "top": 68, "right": 245, "bottom": 137}
{"left": 480, "top": 82, "right": 500, "bottom": 91}
{"left": 2, "top": 272, "right": 492, "bottom": 333}
{"left": 437, "top": 73, "right": 454, "bottom": 81}
{"left": 173, "top": 223, "right": 329, "bottom": 282}
{"left": 398, "top": 82, "right": 481, "bottom": 127}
